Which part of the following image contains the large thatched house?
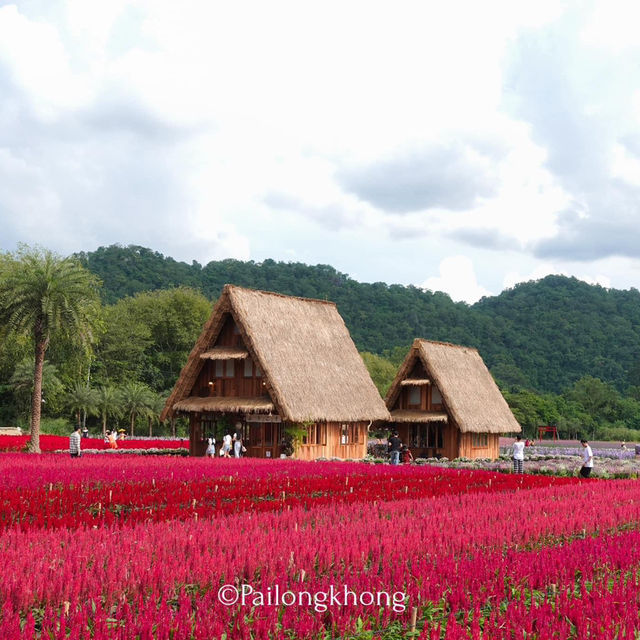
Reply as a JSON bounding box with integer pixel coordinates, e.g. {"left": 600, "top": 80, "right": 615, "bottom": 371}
{"left": 385, "top": 339, "right": 521, "bottom": 460}
{"left": 161, "top": 285, "right": 390, "bottom": 459}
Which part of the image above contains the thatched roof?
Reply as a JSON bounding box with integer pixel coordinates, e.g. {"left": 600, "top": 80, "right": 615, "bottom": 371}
{"left": 385, "top": 339, "right": 521, "bottom": 434}
{"left": 162, "top": 285, "right": 390, "bottom": 423}
{"left": 173, "top": 397, "right": 274, "bottom": 413}
{"left": 390, "top": 410, "right": 448, "bottom": 423}
{"left": 400, "top": 378, "right": 430, "bottom": 386}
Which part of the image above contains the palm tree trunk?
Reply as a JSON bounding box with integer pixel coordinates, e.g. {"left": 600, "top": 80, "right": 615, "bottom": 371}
{"left": 148, "top": 416, "right": 152, "bottom": 438}
{"left": 102, "top": 412, "right": 107, "bottom": 437}
{"left": 28, "top": 336, "right": 48, "bottom": 454}
{"left": 130, "top": 413, "right": 135, "bottom": 437}
{"left": 171, "top": 417, "right": 176, "bottom": 438}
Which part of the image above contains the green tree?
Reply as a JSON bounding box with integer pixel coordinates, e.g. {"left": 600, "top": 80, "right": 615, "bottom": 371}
{"left": 119, "top": 381, "right": 153, "bottom": 437}
{"left": 0, "top": 247, "right": 101, "bottom": 452}
{"left": 145, "top": 390, "right": 167, "bottom": 437}
{"left": 93, "top": 287, "right": 210, "bottom": 390}
{"left": 9, "top": 359, "right": 64, "bottom": 421}
{"left": 65, "top": 382, "right": 98, "bottom": 429}
{"left": 95, "top": 385, "right": 122, "bottom": 436}
{"left": 360, "top": 352, "right": 397, "bottom": 397}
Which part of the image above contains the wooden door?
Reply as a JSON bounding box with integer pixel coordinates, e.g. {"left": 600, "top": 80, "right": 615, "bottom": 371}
{"left": 245, "top": 422, "right": 282, "bottom": 458}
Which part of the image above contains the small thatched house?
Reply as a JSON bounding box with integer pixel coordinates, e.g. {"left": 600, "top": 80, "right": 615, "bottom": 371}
{"left": 385, "top": 339, "right": 521, "bottom": 460}
{"left": 161, "top": 285, "right": 390, "bottom": 459}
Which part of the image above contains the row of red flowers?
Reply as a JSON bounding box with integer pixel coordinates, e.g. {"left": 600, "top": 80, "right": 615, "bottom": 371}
{"left": 0, "top": 435, "right": 187, "bottom": 452}
{"left": 0, "top": 455, "right": 578, "bottom": 530}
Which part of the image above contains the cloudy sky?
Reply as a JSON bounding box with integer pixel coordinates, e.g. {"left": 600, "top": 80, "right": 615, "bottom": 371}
{"left": 2, "top": 1, "right": 640, "bottom": 302}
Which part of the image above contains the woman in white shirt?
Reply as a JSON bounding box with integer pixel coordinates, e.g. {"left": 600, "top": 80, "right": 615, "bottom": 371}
{"left": 512, "top": 435, "right": 525, "bottom": 474}
{"left": 222, "top": 433, "right": 232, "bottom": 458}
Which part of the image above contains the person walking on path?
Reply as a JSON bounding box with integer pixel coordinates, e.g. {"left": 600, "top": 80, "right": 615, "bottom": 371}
{"left": 580, "top": 439, "right": 594, "bottom": 477}
{"left": 233, "top": 430, "right": 243, "bottom": 458}
{"left": 222, "top": 433, "right": 232, "bottom": 458}
{"left": 388, "top": 431, "right": 402, "bottom": 466}
{"left": 512, "top": 435, "right": 525, "bottom": 474}
{"left": 69, "top": 426, "right": 82, "bottom": 458}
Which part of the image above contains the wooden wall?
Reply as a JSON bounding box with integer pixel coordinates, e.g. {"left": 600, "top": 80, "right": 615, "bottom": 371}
{"left": 189, "top": 415, "right": 368, "bottom": 460}
{"left": 293, "top": 421, "right": 368, "bottom": 461}
{"left": 192, "top": 314, "right": 268, "bottom": 399}
{"left": 395, "top": 422, "right": 456, "bottom": 459}
{"left": 394, "top": 424, "right": 501, "bottom": 460}
{"left": 457, "top": 433, "right": 500, "bottom": 459}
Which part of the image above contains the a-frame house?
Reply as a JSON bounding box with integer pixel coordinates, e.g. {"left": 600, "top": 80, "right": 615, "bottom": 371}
{"left": 161, "top": 285, "right": 390, "bottom": 459}
{"left": 385, "top": 339, "right": 521, "bottom": 460}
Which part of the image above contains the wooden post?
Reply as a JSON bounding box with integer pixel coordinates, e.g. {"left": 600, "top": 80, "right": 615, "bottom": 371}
{"left": 410, "top": 606, "right": 417, "bottom": 633}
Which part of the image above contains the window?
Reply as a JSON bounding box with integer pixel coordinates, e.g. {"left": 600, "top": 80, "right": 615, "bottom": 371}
{"left": 472, "top": 433, "right": 488, "bottom": 448}
{"left": 340, "top": 424, "right": 363, "bottom": 445}
{"left": 255, "top": 365, "right": 262, "bottom": 377}
{"left": 302, "top": 424, "right": 326, "bottom": 446}
{"left": 408, "top": 386, "right": 421, "bottom": 406}
{"left": 215, "top": 360, "right": 235, "bottom": 377}
{"left": 244, "top": 359, "right": 253, "bottom": 377}
{"left": 431, "top": 386, "right": 442, "bottom": 406}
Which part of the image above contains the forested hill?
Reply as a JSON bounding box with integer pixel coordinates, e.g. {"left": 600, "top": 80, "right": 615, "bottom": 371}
{"left": 77, "top": 245, "right": 640, "bottom": 394}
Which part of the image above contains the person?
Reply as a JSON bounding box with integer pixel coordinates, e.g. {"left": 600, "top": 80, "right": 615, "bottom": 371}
{"left": 222, "top": 432, "right": 232, "bottom": 458}
{"left": 388, "top": 430, "right": 402, "bottom": 466}
{"left": 401, "top": 444, "right": 413, "bottom": 465}
{"left": 69, "top": 426, "right": 82, "bottom": 458}
{"left": 82, "top": 425, "right": 89, "bottom": 439}
{"left": 621, "top": 440, "right": 627, "bottom": 450}
{"left": 205, "top": 437, "right": 216, "bottom": 458}
{"left": 108, "top": 430, "right": 118, "bottom": 450}
{"left": 512, "top": 435, "right": 525, "bottom": 474}
{"left": 233, "top": 429, "right": 243, "bottom": 458}
{"left": 118, "top": 429, "right": 127, "bottom": 441}
{"left": 104, "top": 430, "right": 110, "bottom": 445}
{"left": 579, "top": 438, "right": 593, "bottom": 478}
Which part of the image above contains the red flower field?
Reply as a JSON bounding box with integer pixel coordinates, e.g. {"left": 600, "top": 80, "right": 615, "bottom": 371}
{"left": 0, "top": 455, "right": 639, "bottom": 638}
{"left": 0, "top": 435, "right": 187, "bottom": 452}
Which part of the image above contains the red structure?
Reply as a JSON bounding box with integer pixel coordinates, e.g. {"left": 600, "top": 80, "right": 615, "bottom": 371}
{"left": 538, "top": 425, "right": 558, "bottom": 441}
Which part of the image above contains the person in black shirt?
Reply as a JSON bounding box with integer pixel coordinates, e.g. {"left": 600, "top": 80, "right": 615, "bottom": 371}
{"left": 388, "top": 431, "right": 402, "bottom": 465}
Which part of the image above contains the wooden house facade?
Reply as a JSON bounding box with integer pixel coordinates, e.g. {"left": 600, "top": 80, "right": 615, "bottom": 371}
{"left": 385, "top": 339, "right": 521, "bottom": 460}
{"left": 161, "top": 285, "right": 389, "bottom": 459}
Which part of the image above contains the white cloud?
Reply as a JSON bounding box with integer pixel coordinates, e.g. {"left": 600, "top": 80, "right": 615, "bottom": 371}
{"left": 1, "top": 1, "right": 640, "bottom": 296}
{"left": 422, "top": 256, "right": 492, "bottom": 304}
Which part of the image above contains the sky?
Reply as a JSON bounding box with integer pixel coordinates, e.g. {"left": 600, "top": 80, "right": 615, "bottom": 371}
{"left": 1, "top": 1, "right": 640, "bottom": 303}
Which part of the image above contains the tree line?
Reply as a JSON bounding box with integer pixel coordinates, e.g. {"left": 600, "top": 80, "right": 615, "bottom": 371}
{"left": 3, "top": 244, "right": 640, "bottom": 448}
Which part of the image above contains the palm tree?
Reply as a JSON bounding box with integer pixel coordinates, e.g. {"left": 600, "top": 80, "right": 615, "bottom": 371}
{"left": 96, "top": 385, "right": 122, "bottom": 437}
{"left": 145, "top": 391, "right": 167, "bottom": 437}
{"left": 66, "top": 382, "right": 99, "bottom": 429}
{"left": 119, "top": 381, "right": 153, "bottom": 437}
{"left": 0, "top": 247, "right": 101, "bottom": 452}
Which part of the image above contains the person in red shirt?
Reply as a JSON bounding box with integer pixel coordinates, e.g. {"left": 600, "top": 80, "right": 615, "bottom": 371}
{"left": 401, "top": 445, "right": 413, "bottom": 465}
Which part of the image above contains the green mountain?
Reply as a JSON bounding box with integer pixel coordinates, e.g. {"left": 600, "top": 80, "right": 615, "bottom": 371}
{"left": 77, "top": 245, "right": 640, "bottom": 394}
